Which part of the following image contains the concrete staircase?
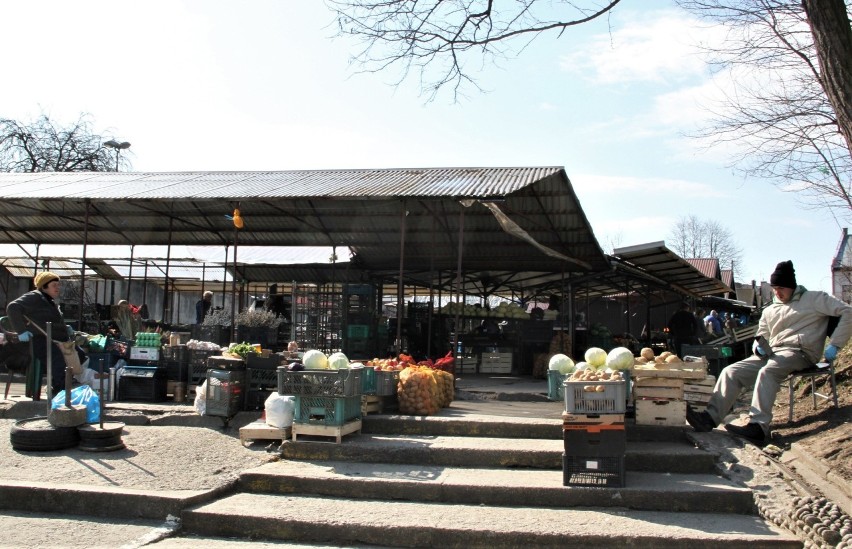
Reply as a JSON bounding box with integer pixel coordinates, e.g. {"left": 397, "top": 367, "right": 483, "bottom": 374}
{"left": 180, "top": 409, "right": 801, "bottom": 548}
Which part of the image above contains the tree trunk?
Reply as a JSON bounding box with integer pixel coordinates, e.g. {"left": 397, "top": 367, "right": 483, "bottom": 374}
{"left": 803, "top": 0, "right": 852, "bottom": 156}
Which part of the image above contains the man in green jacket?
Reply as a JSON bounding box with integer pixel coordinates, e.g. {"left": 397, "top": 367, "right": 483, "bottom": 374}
{"left": 687, "top": 260, "right": 852, "bottom": 443}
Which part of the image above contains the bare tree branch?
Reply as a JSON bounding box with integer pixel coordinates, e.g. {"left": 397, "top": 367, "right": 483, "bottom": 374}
{"left": 328, "top": 0, "right": 622, "bottom": 102}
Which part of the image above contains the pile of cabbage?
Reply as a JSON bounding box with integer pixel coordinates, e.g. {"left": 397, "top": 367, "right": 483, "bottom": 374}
{"left": 550, "top": 345, "right": 634, "bottom": 377}
{"left": 302, "top": 350, "right": 356, "bottom": 370}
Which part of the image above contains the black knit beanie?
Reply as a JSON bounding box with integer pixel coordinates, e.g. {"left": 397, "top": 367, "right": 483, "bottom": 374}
{"left": 770, "top": 260, "right": 797, "bottom": 289}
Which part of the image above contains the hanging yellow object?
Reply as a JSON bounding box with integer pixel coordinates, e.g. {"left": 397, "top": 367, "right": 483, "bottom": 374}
{"left": 233, "top": 208, "right": 244, "bottom": 229}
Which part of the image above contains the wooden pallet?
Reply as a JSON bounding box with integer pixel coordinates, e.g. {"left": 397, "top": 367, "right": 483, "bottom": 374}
{"left": 292, "top": 419, "right": 362, "bottom": 444}
{"left": 238, "top": 420, "right": 292, "bottom": 446}
{"left": 361, "top": 395, "right": 382, "bottom": 415}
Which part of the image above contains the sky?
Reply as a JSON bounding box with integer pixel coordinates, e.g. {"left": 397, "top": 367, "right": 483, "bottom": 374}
{"left": 2, "top": 1, "right": 848, "bottom": 293}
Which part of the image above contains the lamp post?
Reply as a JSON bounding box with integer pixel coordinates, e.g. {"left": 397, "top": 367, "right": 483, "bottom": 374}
{"left": 103, "top": 139, "right": 131, "bottom": 172}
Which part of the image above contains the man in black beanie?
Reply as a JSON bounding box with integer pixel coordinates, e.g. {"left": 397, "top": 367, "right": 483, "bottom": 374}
{"left": 687, "top": 260, "right": 852, "bottom": 443}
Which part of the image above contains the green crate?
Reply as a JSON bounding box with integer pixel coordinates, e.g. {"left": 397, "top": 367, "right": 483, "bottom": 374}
{"left": 294, "top": 395, "right": 361, "bottom": 426}
{"left": 347, "top": 324, "right": 370, "bottom": 339}
{"left": 277, "top": 367, "right": 363, "bottom": 397}
{"left": 548, "top": 370, "right": 565, "bottom": 401}
{"left": 361, "top": 366, "right": 377, "bottom": 394}
{"left": 375, "top": 370, "right": 400, "bottom": 396}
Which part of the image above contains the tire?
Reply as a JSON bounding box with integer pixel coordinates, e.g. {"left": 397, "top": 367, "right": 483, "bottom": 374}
{"left": 10, "top": 416, "right": 80, "bottom": 452}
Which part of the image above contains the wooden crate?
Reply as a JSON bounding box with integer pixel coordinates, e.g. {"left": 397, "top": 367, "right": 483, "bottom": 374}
{"left": 631, "top": 358, "right": 708, "bottom": 380}
{"left": 635, "top": 399, "right": 687, "bottom": 427}
{"left": 633, "top": 378, "right": 684, "bottom": 400}
{"left": 361, "top": 395, "right": 382, "bottom": 415}
{"left": 239, "top": 420, "right": 292, "bottom": 446}
{"left": 292, "top": 419, "right": 362, "bottom": 444}
{"left": 561, "top": 412, "right": 626, "bottom": 426}
{"left": 480, "top": 352, "right": 512, "bottom": 374}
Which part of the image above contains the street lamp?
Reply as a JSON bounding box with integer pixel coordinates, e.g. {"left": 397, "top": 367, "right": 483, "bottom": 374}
{"left": 103, "top": 139, "right": 131, "bottom": 172}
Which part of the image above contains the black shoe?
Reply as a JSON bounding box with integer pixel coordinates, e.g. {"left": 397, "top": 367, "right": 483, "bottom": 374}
{"left": 686, "top": 407, "right": 715, "bottom": 432}
{"left": 724, "top": 422, "right": 767, "bottom": 444}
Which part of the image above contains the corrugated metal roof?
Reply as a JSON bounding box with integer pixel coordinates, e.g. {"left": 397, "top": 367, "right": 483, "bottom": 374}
{"left": 0, "top": 167, "right": 611, "bottom": 291}
{"left": 612, "top": 242, "right": 731, "bottom": 297}
{"left": 686, "top": 258, "right": 721, "bottom": 280}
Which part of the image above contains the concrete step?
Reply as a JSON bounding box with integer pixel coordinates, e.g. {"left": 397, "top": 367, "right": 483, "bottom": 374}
{"left": 182, "top": 492, "right": 800, "bottom": 548}
{"left": 238, "top": 460, "right": 755, "bottom": 514}
{"left": 362, "top": 410, "right": 691, "bottom": 442}
{"left": 277, "top": 434, "right": 717, "bottom": 474}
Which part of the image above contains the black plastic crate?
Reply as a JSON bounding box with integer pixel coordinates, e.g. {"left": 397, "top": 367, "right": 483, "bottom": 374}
{"left": 681, "top": 344, "right": 730, "bottom": 377}
{"left": 163, "top": 360, "right": 190, "bottom": 382}
{"left": 191, "top": 361, "right": 211, "bottom": 388}
{"left": 244, "top": 389, "right": 273, "bottom": 411}
{"left": 118, "top": 367, "right": 168, "bottom": 402}
{"left": 246, "top": 355, "right": 282, "bottom": 371}
{"left": 562, "top": 427, "right": 626, "bottom": 456}
{"left": 189, "top": 348, "right": 219, "bottom": 366}
{"left": 247, "top": 367, "right": 278, "bottom": 391}
{"left": 562, "top": 453, "right": 625, "bottom": 488}
{"left": 162, "top": 345, "right": 190, "bottom": 363}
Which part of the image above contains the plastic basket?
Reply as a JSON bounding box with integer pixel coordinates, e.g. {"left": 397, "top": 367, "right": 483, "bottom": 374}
{"left": 247, "top": 367, "right": 278, "bottom": 391}
{"left": 293, "top": 395, "right": 361, "bottom": 426}
{"left": 563, "top": 380, "right": 627, "bottom": 414}
{"left": 361, "top": 366, "right": 377, "bottom": 394}
{"left": 277, "top": 367, "right": 363, "bottom": 397}
{"left": 547, "top": 370, "right": 566, "bottom": 401}
{"left": 562, "top": 453, "right": 625, "bottom": 488}
{"left": 563, "top": 427, "right": 626, "bottom": 456}
{"left": 375, "top": 370, "right": 400, "bottom": 396}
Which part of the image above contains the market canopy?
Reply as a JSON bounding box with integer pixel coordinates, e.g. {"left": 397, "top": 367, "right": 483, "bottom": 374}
{"left": 611, "top": 242, "right": 732, "bottom": 296}
{"left": 0, "top": 167, "right": 611, "bottom": 292}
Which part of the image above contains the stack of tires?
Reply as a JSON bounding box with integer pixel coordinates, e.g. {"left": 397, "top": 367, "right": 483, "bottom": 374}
{"left": 9, "top": 416, "right": 79, "bottom": 452}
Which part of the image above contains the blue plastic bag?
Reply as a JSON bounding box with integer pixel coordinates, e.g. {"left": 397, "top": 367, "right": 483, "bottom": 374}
{"left": 51, "top": 385, "right": 101, "bottom": 423}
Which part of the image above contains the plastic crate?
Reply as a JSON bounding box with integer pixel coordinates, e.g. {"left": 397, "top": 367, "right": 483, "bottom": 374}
{"left": 277, "top": 367, "right": 363, "bottom": 397}
{"left": 562, "top": 453, "right": 625, "bottom": 488}
{"left": 247, "top": 367, "right": 278, "bottom": 391}
{"left": 347, "top": 324, "right": 370, "bottom": 339}
{"left": 163, "top": 360, "right": 189, "bottom": 381}
{"left": 205, "top": 369, "right": 245, "bottom": 418}
{"left": 246, "top": 355, "right": 282, "bottom": 371}
{"left": 563, "top": 380, "right": 627, "bottom": 414}
{"left": 191, "top": 361, "right": 211, "bottom": 387}
{"left": 293, "top": 395, "right": 361, "bottom": 426}
{"left": 361, "top": 366, "right": 377, "bottom": 394}
{"left": 375, "top": 370, "right": 400, "bottom": 396}
{"left": 189, "top": 349, "right": 219, "bottom": 366}
{"left": 244, "top": 389, "right": 273, "bottom": 411}
{"left": 161, "top": 345, "right": 189, "bottom": 363}
{"left": 563, "top": 426, "right": 626, "bottom": 456}
{"left": 548, "top": 370, "right": 566, "bottom": 401}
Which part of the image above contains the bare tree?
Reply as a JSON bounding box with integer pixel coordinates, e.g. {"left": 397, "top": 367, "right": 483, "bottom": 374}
{"left": 0, "top": 113, "right": 129, "bottom": 172}
{"left": 328, "top": 0, "right": 622, "bottom": 102}
{"left": 677, "top": 0, "right": 852, "bottom": 220}
{"left": 668, "top": 215, "right": 744, "bottom": 275}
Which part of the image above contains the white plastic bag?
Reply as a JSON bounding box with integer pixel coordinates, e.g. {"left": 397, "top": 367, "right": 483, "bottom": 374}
{"left": 194, "top": 380, "right": 207, "bottom": 416}
{"left": 264, "top": 392, "right": 295, "bottom": 428}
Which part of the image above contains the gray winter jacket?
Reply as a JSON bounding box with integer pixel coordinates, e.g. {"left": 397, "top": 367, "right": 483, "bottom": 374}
{"left": 757, "top": 286, "right": 852, "bottom": 363}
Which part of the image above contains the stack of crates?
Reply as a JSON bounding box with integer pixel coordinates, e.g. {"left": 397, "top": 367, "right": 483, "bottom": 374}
{"left": 562, "top": 377, "right": 627, "bottom": 488}
{"left": 244, "top": 354, "right": 282, "bottom": 410}
{"left": 278, "top": 367, "right": 364, "bottom": 433}
{"left": 189, "top": 349, "right": 220, "bottom": 389}
{"left": 162, "top": 345, "right": 190, "bottom": 394}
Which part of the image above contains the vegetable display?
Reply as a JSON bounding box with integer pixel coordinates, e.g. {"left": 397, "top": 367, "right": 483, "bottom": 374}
{"left": 303, "top": 349, "right": 329, "bottom": 370}
{"left": 548, "top": 354, "right": 575, "bottom": 375}
{"left": 327, "top": 352, "right": 350, "bottom": 370}
{"left": 604, "top": 347, "right": 634, "bottom": 371}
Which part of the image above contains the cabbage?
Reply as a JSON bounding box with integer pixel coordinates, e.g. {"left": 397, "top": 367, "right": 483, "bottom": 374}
{"left": 302, "top": 349, "right": 329, "bottom": 370}
{"left": 574, "top": 361, "right": 589, "bottom": 372}
{"left": 584, "top": 347, "right": 607, "bottom": 368}
{"left": 605, "top": 347, "right": 634, "bottom": 371}
{"left": 328, "top": 352, "right": 350, "bottom": 370}
{"left": 548, "top": 354, "right": 575, "bottom": 375}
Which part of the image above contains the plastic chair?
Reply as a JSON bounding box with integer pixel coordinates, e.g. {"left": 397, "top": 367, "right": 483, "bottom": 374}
{"left": 784, "top": 316, "right": 840, "bottom": 423}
